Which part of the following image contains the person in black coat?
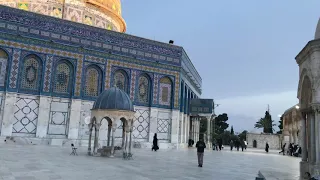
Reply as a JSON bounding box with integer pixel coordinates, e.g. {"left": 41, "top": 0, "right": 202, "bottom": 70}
{"left": 265, "top": 142, "right": 269, "bottom": 153}
{"left": 151, "top": 133, "right": 159, "bottom": 151}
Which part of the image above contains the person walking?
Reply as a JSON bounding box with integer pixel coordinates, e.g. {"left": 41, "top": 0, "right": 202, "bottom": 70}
{"left": 265, "top": 142, "right": 269, "bottom": 153}
{"left": 279, "top": 143, "right": 286, "bottom": 155}
{"left": 151, "top": 133, "right": 159, "bottom": 151}
{"left": 196, "top": 138, "right": 206, "bottom": 167}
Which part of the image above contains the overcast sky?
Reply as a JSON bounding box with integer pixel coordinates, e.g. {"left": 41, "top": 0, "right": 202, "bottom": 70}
{"left": 122, "top": 0, "right": 320, "bottom": 132}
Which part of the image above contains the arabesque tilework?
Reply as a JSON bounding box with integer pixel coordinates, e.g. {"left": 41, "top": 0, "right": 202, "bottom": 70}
{"left": 9, "top": 49, "right": 21, "bottom": 89}
{"left": 43, "top": 55, "right": 53, "bottom": 92}
{"left": 0, "top": 5, "right": 201, "bottom": 110}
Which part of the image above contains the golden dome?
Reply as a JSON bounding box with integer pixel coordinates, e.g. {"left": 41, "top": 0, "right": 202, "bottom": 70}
{"left": 0, "top": 0, "right": 126, "bottom": 32}
{"left": 85, "top": 0, "right": 126, "bottom": 32}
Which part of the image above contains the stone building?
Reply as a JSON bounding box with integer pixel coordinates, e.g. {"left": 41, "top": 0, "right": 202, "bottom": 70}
{"left": 246, "top": 133, "right": 280, "bottom": 150}
{"left": 0, "top": 1, "right": 202, "bottom": 149}
{"left": 281, "top": 104, "right": 301, "bottom": 146}
{"left": 296, "top": 18, "right": 320, "bottom": 176}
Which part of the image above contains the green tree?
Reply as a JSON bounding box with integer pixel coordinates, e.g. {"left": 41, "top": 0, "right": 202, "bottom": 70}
{"left": 254, "top": 111, "right": 276, "bottom": 133}
{"left": 214, "top": 113, "right": 229, "bottom": 135}
{"left": 230, "top": 126, "right": 234, "bottom": 135}
{"left": 277, "top": 115, "right": 283, "bottom": 134}
{"left": 238, "top": 130, "right": 248, "bottom": 141}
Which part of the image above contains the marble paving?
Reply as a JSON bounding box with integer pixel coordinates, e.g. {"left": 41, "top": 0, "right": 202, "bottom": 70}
{"left": 0, "top": 145, "right": 300, "bottom": 180}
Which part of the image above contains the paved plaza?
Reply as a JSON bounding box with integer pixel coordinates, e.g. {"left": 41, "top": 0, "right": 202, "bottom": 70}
{"left": 0, "top": 145, "right": 300, "bottom": 180}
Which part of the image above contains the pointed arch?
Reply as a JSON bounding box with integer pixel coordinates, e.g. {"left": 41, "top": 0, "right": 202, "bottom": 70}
{"left": 0, "top": 49, "right": 9, "bottom": 87}
{"left": 298, "top": 68, "right": 313, "bottom": 99}
{"left": 83, "top": 64, "right": 103, "bottom": 97}
{"left": 19, "top": 54, "right": 43, "bottom": 93}
{"left": 52, "top": 60, "right": 74, "bottom": 96}
{"left": 112, "top": 69, "right": 129, "bottom": 94}
{"left": 300, "top": 75, "right": 312, "bottom": 109}
{"left": 159, "top": 76, "right": 173, "bottom": 106}
{"left": 136, "top": 73, "right": 152, "bottom": 105}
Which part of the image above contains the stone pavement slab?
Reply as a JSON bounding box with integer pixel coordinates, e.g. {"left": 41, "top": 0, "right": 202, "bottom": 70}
{"left": 0, "top": 145, "right": 300, "bottom": 180}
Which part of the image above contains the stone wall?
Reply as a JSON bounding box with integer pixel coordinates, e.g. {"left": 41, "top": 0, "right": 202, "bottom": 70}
{"left": 246, "top": 133, "right": 280, "bottom": 150}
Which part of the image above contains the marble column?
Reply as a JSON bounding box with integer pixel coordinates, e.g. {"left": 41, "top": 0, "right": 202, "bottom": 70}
{"left": 308, "top": 113, "right": 312, "bottom": 163}
{"left": 301, "top": 113, "right": 307, "bottom": 161}
{"left": 129, "top": 128, "right": 133, "bottom": 154}
{"left": 68, "top": 99, "right": 82, "bottom": 139}
{"left": 125, "top": 131, "right": 129, "bottom": 154}
{"left": 186, "top": 116, "right": 190, "bottom": 142}
{"left": 121, "top": 124, "right": 125, "bottom": 148}
{"left": 300, "top": 112, "right": 309, "bottom": 178}
{"left": 107, "top": 124, "right": 111, "bottom": 146}
{"left": 110, "top": 126, "right": 116, "bottom": 157}
{"left": 310, "top": 113, "right": 316, "bottom": 163}
{"left": 206, "top": 116, "right": 211, "bottom": 149}
{"left": 36, "top": 96, "right": 51, "bottom": 138}
{"left": 87, "top": 124, "right": 93, "bottom": 155}
{"left": 181, "top": 115, "right": 184, "bottom": 143}
{"left": 93, "top": 124, "right": 100, "bottom": 154}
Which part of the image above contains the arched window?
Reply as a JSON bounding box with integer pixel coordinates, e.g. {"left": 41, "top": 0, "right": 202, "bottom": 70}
{"left": 20, "top": 55, "right": 42, "bottom": 91}
{"left": 137, "top": 74, "right": 151, "bottom": 104}
{"left": 0, "top": 49, "right": 8, "bottom": 87}
{"left": 113, "top": 70, "right": 128, "bottom": 93}
{"left": 159, "top": 77, "right": 172, "bottom": 106}
{"left": 53, "top": 61, "right": 73, "bottom": 95}
{"left": 84, "top": 66, "right": 102, "bottom": 97}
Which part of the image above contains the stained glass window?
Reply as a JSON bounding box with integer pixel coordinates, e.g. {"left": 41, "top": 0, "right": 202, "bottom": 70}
{"left": 113, "top": 70, "right": 128, "bottom": 93}
{"left": 53, "top": 62, "right": 72, "bottom": 94}
{"left": 21, "top": 57, "right": 41, "bottom": 90}
{"left": 137, "top": 75, "right": 150, "bottom": 103}
{"left": 159, "top": 77, "right": 172, "bottom": 106}
{"left": 0, "top": 49, "right": 8, "bottom": 87}
{"left": 84, "top": 67, "right": 100, "bottom": 97}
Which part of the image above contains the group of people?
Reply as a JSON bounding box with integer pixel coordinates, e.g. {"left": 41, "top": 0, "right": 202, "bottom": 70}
{"left": 279, "top": 143, "right": 301, "bottom": 157}
{"left": 229, "top": 139, "right": 247, "bottom": 151}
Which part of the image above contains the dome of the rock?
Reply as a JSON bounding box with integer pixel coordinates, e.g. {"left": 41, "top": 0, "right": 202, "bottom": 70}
{"left": 0, "top": 0, "right": 126, "bottom": 32}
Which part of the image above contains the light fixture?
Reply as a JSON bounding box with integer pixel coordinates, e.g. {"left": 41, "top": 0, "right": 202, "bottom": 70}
{"left": 295, "top": 105, "right": 300, "bottom": 109}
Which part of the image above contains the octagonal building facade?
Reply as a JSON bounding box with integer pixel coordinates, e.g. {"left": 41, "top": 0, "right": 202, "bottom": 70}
{"left": 0, "top": 4, "right": 201, "bottom": 149}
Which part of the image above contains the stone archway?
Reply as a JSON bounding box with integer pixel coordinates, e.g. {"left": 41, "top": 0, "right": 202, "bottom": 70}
{"left": 253, "top": 140, "right": 257, "bottom": 148}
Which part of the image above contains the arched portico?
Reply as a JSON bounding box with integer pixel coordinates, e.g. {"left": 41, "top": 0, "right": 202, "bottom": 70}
{"left": 87, "top": 87, "right": 135, "bottom": 158}
{"left": 295, "top": 24, "right": 320, "bottom": 176}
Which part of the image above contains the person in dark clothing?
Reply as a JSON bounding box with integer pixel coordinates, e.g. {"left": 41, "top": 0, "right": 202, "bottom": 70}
{"left": 279, "top": 143, "right": 286, "bottom": 155}
{"left": 289, "top": 143, "right": 293, "bottom": 156}
{"left": 196, "top": 138, "right": 206, "bottom": 167}
{"left": 230, "top": 140, "right": 234, "bottom": 151}
{"left": 218, "top": 138, "right": 223, "bottom": 151}
{"left": 293, "top": 146, "right": 301, "bottom": 157}
{"left": 151, "top": 133, "right": 159, "bottom": 151}
{"left": 235, "top": 140, "right": 240, "bottom": 151}
{"left": 265, "top": 142, "right": 269, "bottom": 153}
{"left": 240, "top": 140, "right": 245, "bottom": 152}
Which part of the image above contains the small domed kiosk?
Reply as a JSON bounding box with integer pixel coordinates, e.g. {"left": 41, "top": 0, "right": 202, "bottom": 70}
{"left": 88, "top": 87, "right": 135, "bottom": 158}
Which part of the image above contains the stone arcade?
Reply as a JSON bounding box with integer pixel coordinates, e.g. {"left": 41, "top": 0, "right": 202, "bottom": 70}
{"left": 281, "top": 104, "right": 301, "bottom": 147}
{"left": 0, "top": 2, "right": 202, "bottom": 149}
{"left": 296, "top": 18, "right": 320, "bottom": 176}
